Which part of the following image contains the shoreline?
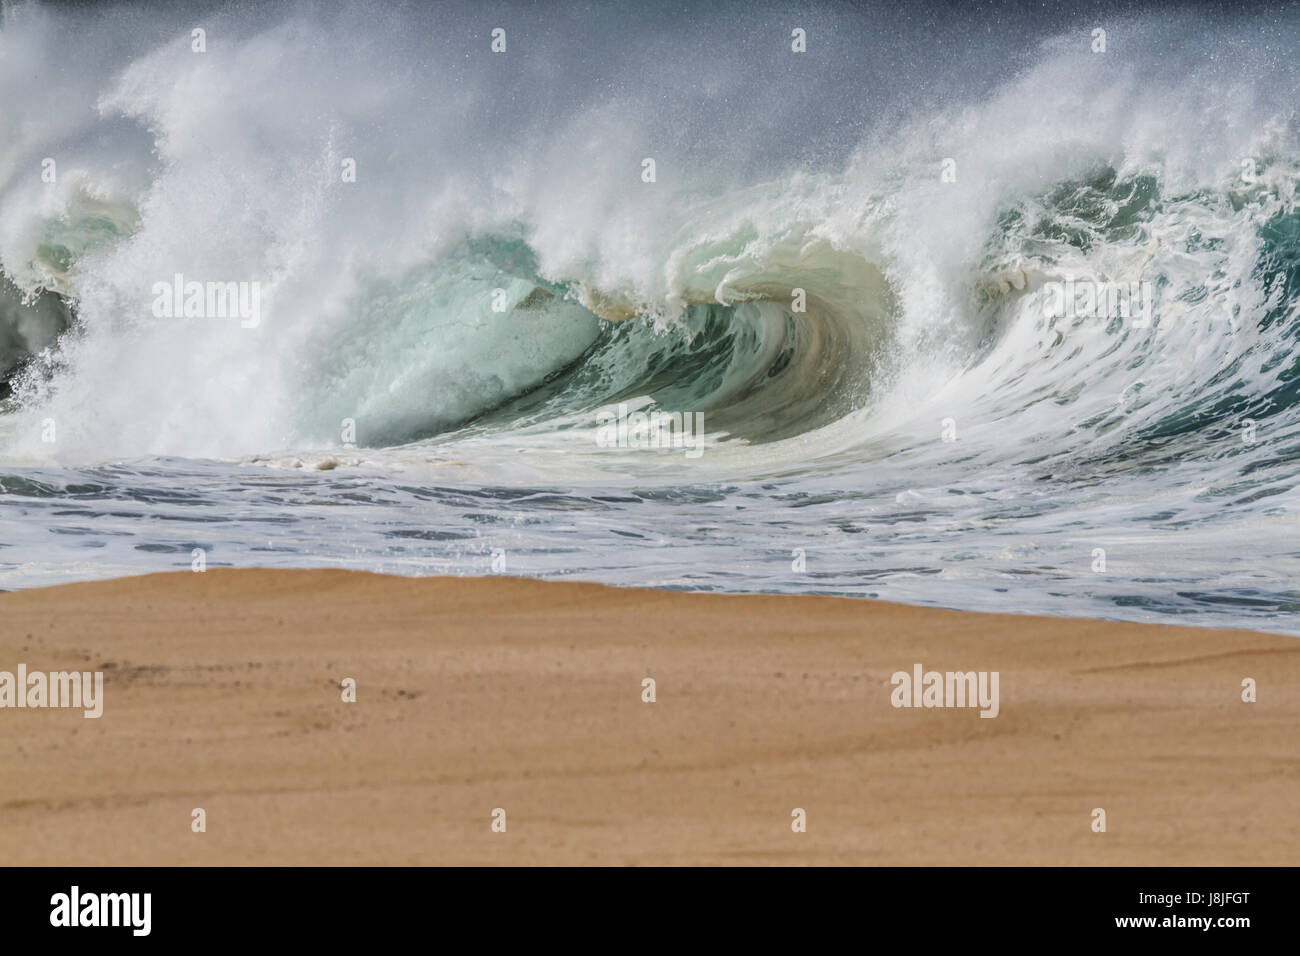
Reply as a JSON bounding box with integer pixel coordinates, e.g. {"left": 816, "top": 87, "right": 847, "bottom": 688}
{"left": 2, "top": 569, "right": 1297, "bottom": 865}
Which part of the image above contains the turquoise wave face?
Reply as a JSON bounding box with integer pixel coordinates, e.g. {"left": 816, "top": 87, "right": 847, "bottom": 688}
{"left": 0, "top": 276, "right": 69, "bottom": 396}
{"left": 5, "top": 0, "right": 1300, "bottom": 634}
{"left": 6, "top": 159, "right": 1300, "bottom": 462}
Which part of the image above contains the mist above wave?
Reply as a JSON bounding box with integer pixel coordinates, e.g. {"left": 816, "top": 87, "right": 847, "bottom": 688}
{"left": 0, "top": 0, "right": 1298, "bottom": 476}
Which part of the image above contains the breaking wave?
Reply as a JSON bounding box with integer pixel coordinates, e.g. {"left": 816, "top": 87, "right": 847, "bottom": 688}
{"left": 3, "top": 0, "right": 1300, "bottom": 630}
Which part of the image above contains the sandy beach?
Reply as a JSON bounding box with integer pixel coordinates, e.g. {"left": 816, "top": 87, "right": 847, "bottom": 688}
{"left": 1, "top": 568, "right": 1296, "bottom": 865}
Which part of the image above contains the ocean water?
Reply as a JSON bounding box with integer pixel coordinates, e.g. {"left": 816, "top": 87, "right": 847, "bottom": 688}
{"left": 2, "top": 0, "right": 1300, "bottom": 633}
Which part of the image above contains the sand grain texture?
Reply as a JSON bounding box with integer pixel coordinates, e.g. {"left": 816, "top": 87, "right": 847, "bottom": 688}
{"left": 1, "top": 569, "right": 1297, "bottom": 865}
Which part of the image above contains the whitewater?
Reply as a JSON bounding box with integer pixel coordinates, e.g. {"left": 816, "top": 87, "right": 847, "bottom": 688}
{"left": 2, "top": 0, "right": 1300, "bottom": 633}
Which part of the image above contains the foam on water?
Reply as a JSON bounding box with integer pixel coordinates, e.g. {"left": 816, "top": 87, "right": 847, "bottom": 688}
{"left": 2, "top": 1, "right": 1300, "bottom": 632}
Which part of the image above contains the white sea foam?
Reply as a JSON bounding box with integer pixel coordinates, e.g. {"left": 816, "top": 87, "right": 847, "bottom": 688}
{"left": 1, "top": 1, "right": 1299, "bottom": 631}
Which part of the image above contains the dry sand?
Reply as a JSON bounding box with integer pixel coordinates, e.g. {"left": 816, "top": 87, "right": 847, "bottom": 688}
{"left": 1, "top": 568, "right": 1297, "bottom": 865}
